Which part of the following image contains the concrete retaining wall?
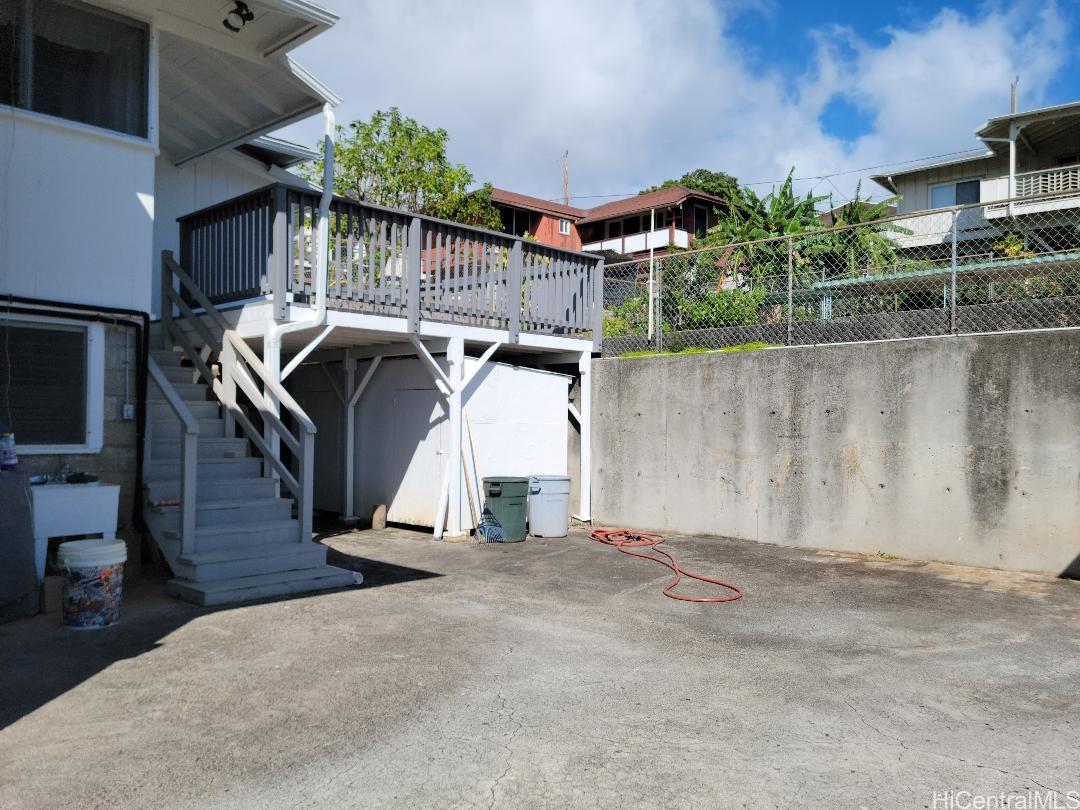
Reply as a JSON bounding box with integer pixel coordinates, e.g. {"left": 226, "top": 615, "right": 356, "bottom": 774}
{"left": 592, "top": 330, "right": 1080, "bottom": 575}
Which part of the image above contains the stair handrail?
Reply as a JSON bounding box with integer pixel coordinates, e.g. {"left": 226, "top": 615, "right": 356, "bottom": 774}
{"left": 147, "top": 356, "right": 199, "bottom": 557}
{"left": 162, "top": 250, "right": 318, "bottom": 542}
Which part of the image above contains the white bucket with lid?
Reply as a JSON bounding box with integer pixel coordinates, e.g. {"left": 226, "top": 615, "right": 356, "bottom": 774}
{"left": 57, "top": 539, "right": 127, "bottom": 629}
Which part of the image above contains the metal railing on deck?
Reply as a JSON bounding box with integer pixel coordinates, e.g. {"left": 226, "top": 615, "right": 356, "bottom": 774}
{"left": 178, "top": 183, "right": 605, "bottom": 347}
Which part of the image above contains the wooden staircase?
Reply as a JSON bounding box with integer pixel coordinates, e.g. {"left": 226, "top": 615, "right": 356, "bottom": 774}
{"left": 144, "top": 262, "right": 354, "bottom": 606}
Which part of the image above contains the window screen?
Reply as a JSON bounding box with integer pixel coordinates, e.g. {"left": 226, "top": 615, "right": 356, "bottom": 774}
{"left": 0, "top": 0, "right": 148, "bottom": 137}
{"left": 0, "top": 322, "right": 87, "bottom": 445}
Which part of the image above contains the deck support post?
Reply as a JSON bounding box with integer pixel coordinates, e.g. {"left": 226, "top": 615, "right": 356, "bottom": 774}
{"left": 342, "top": 354, "right": 382, "bottom": 522}
{"left": 577, "top": 350, "right": 592, "bottom": 522}
{"left": 445, "top": 336, "right": 466, "bottom": 540}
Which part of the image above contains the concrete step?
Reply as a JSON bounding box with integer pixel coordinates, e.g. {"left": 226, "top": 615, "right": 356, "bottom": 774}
{"left": 145, "top": 475, "right": 277, "bottom": 504}
{"left": 172, "top": 541, "right": 328, "bottom": 583}
{"left": 149, "top": 417, "right": 226, "bottom": 439}
{"left": 151, "top": 400, "right": 219, "bottom": 420}
{"left": 166, "top": 564, "right": 354, "bottom": 607}
{"left": 150, "top": 349, "right": 185, "bottom": 367}
{"left": 160, "top": 364, "right": 201, "bottom": 385}
{"left": 149, "top": 496, "right": 293, "bottom": 528}
{"left": 150, "top": 382, "right": 209, "bottom": 402}
{"left": 182, "top": 518, "right": 300, "bottom": 552}
{"left": 151, "top": 437, "right": 248, "bottom": 461}
{"left": 146, "top": 456, "right": 262, "bottom": 483}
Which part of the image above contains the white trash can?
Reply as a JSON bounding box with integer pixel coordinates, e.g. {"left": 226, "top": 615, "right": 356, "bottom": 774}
{"left": 527, "top": 475, "right": 571, "bottom": 538}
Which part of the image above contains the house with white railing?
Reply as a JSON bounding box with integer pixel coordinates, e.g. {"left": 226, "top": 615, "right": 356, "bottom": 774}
{"left": 1, "top": 0, "right": 603, "bottom": 606}
{"left": 871, "top": 100, "right": 1080, "bottom": 249}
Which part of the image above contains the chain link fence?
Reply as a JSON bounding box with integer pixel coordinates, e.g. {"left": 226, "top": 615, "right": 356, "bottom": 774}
{"left": 601, "top": 192, "right": 1080, "bottom": 355}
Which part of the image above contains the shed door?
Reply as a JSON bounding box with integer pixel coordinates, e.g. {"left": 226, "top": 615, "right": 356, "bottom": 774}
{"left": 385, "top": 388, "right": 447, "bottom": 527}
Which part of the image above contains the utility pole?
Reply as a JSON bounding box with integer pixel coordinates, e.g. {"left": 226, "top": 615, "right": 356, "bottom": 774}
{"left": 562, "top": 151, "right": 569, "bottom": 206}
{"left": 1011, "top": 75, "right": 1019, "bottom": 114}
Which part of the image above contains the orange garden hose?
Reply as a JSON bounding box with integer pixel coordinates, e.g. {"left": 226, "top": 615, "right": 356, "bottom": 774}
{"left": 589, "top": 529, "right": 743, "bottom": 603}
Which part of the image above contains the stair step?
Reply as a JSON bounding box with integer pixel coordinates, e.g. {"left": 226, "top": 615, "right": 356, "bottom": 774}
{"left": 166, "top": 564, "right": 355, "bottom": 607}
{"left": 181, "top": 518, "right": 300, "bottom": 552}
{"left": 150, "top": 495, "right": 291, "bottom": 527}
{"left": 149, "top": 417, "right": 226, "bottom": 439}
{"left": 150, "top": 382, "right": 208, "bottom": 402}
{"left": 147, "top": 456, "right": 262, "bottom": 482}
{"left": 172, "top": 541, "right": 328, "bottom": 583}
{"left": 161, "top": 364, "right": 200, "bottom": 384}
{"left": 150, "top": 349, "right": 185, "bottom": 367}
{"left": 145, "top": 475, "right": 277, "bottom": 504}
{"left": 151, "top": 400, "right": 219, "bottom": 420}
{"left": 151, "top": 437, "right": 248, "bottom": 460}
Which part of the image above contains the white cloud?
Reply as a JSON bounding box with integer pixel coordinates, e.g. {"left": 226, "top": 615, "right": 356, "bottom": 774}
{"left": 277, "top": 0, "right": 1070, "bottom": 205}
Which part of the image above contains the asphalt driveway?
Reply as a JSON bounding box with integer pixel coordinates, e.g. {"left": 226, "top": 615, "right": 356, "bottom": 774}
{"left": 2, "top": 526, "right": 1078, "bottom": 808}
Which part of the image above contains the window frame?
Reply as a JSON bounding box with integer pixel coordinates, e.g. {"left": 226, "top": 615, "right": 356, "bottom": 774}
{"left": 1, "top": 314, "right": 105, "bottom": 454}
{"left": 0, "top": 0, "right": 155, "bottom": 145}
{"left": 929, "top": 177, "right": 982, "bottom": 210}
{"left": 558, "top": 218, "right": 570, "bottom": 236}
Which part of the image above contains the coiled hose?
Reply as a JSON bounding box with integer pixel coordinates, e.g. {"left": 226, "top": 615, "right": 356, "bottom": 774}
{"left": 589, "top": 528, "right": 743, "bottom": 603}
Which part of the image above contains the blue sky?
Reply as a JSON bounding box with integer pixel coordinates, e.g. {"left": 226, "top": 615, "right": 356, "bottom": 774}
{"left": 280, "top": 0, "right": 1077, "bottom": 205}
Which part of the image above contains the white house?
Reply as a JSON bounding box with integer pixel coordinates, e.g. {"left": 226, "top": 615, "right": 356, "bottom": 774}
{"left": 1, "top": 0, "right": 603, "bottom": 606}
{"left": 870, "top": 100, "right": 1080, "bottom": 249}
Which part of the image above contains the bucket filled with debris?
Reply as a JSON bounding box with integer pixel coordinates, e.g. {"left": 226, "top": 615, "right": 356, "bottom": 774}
{"left": 57, "top": 539, "right": 126, "bottom": 629}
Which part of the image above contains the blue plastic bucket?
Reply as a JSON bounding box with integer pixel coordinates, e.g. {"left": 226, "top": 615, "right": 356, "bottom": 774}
{"left": 57, "top": 539, "right": 126, "bottom": 629}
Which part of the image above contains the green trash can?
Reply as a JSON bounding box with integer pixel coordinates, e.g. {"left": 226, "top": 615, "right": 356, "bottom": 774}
{"left": 480, "top": 477, "right": 529, "bottom": 542}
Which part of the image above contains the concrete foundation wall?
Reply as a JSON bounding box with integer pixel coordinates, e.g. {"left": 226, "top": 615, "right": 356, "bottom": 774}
{"left": 592, "top": 330, "right": 1080, "bottom": 575}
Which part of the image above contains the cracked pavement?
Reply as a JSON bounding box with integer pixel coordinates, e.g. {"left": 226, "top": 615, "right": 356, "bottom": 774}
{"left": 1, "top": 526, "right": 1078, "bottom": 808}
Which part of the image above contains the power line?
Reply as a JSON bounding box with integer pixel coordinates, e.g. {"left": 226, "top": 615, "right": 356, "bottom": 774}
{"left": 552, "top": 146, "right": 983, "bottom": 204}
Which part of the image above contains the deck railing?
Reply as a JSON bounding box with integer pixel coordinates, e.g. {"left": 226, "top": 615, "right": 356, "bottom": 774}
{"left": 1016, "top": 163, "right": 1080, "bottom": 198}
{"left": 178, "top": 183, "right": 605, "bottom": 346}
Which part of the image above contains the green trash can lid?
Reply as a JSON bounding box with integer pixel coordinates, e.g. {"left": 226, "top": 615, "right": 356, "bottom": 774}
{"left": 482, "top": 476, "right": 529, "bottom": 484}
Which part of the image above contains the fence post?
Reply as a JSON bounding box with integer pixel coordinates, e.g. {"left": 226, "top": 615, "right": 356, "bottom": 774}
{"left": 655, "top": 259, "right": 663, "bottom": 353}
{"left": 592, "top": 257, "right": 604, "bottom": 354}
{"left": 508, "top": 239, "right": 522, "bottom": 343}
{"left": 950, "top": 210, "right": 958, "bottom": 334}
{"left": 786, "top": 237, "right": 794, "bottom": 346}
{"left": 269, "top": 185, "right": 289, "bottom": 321}
{"left": 407, "top": 217, "right": 422, "bottom": 332}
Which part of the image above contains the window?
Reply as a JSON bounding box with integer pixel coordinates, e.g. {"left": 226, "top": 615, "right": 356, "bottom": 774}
{"left": 694, "top": 205, "right": 709, "bottom": 238}
{"left": 607, "top": 220, "right": 622, "bottom": 238}
{"left": 559, "top": 218, "right": 570, "bottom": 235}
{"left": 930, "top": 179, "right": 980, "bottom": 209}
{"left": 0, "top": 318, "right": 104, "bottom": 452}
{"left": 0, "top": 0, "right": 149, "bottom": 137}
{"left": 497, "top": 206, "right": 515, "bottom": 235}
{"left": 623, "top": 216, "right": 640, "bottom": 235}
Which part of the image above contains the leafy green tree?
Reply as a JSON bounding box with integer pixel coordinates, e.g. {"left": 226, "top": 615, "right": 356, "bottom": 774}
{"left": 799, "top": 183, "right": 910, "bottom": 281}
{"left": 303, "top": 107, "right": 501, "bottom": 229}
{"left": 697, "top": 170, "right": 827, "bottom": 288}
{"left": 642, "top": 168, "right": 740, "bottom": 199}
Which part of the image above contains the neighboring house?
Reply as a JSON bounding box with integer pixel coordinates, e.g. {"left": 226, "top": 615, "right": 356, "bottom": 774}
{"left": 576, "top": 186, "right": 726, "bottom": 257}
{"left": 490, "top": 185, "right": 727, "bottom": 260}
{"left": 817, "top": 201, "right": 896, "bottom": 227}
{"left": 2, "top": 0, "right": 603, "bottom": 606}
{"left": 490, "top": 188, "right": 584, "bottom": 251}
{"left": 870, "top": 101, "right": 1080, "bottom": 249}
